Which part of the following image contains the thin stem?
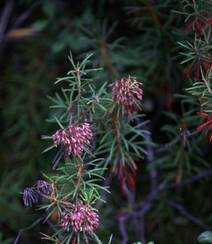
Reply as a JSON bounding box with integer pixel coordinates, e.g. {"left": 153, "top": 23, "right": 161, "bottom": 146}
{"left": 14, "top": 216, "right": 43, "bottom": 244}
{"left": 164, "top": 199, "right": 212, "bottom": 231}
{"left": 100, "top": 38, "right": 116, "bottom": 81}
{"left": 75, "top": 157, "right": 84, "bottom": 199}
{"left": 118, "top": 214, "right": 129, "bottom": 244}
{"left": 144, "top": 131, "right": 157, "bottom": 192}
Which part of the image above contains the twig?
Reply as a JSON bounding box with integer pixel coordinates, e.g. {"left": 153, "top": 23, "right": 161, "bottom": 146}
{"left": 14, "top": 216, "right": 43, "bottom": 244}
{"left": 141, "top": 0, "right": 161, "bottom": 28}
{"left": 164, "top": 168, "right": 212, "bottom": 190}
{"left": 136, "top": 187, "right": 160, "bottom": 214}
{"left": 135, "top": 168, "right": 212, "bottom": 214}
{"left": 100, "top": 38, "right": 116, "bottom": 81}
{"left": 0, "top": 0, "right": 14, "bottom": 48}
{"left": 130, "top": 129, "right": 157, "bottom": 243}
{"left": 144, "top": 131, "right": 157, "bottom": 193}
{"left": 123, "top": 182, "right": 135, "bottom": 205}
{"left": 164, "top": 199, "right": 212, "bottom": 231}
{"left": 95, "top": 172, "right": 112, "bottom": 209}
{"left": 11, "top": 2, "right": 38, "bottom": 29}
{"left": 118, "top": 214, "right": 129, "bottom": 244}
{"left": 156, "top": 130, "right": 199, "bottom": 154}
{"left": 138, "top": 215, "right": 146, "bottom": 244}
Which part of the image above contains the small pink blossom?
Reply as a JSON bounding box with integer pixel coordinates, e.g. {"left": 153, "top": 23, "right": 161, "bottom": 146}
{"left": 185, "top": 60, "right": 211, "bottom": 80}
{"left": 112, "top": 77, "right": 143, "bottom": 113}
{"left": 185, "top": 17, "right": 212, "bottom": 34}
{"left": 52, "top": 123, "right": 93, "bottom": 156}
{"left": 61, "top": 202, "right": 99, "bottom": 233}
{"left": 196, "top": 112, "right": 212, "bottom": 142}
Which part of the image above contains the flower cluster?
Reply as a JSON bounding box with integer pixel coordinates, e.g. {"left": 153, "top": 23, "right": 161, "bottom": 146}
{"left": 112, "top": 77, "right": 143, "bottom": 113}
{"left": 22, "top": 180, "right": 52, "bottom": 207}
{"left": 52, "top": 123, "right": 93, "bottom": 156}
{"left": 36, "top": 180, "right": 52, "bottom": 195}
{"left": 110, "top": 161, "right": 137, "bottom": 193}
{"left": 23, "top": 187, "right": 40, "bottom": 207}
{"left": 61, "top": 202, "right": 99, "bottom": 233}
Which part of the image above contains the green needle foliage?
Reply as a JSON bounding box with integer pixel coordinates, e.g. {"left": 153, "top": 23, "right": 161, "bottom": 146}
{"left": 18, "top": 53, "right": 149, "bottom": 243}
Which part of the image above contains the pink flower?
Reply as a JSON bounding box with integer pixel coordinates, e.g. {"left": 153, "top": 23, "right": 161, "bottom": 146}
{"left": 196, "top": 112, "right": 212, "bottom": 142}
{"left": 117, "top": 162, "right": 137, "bottom": 193}
{"left": 52, "top": 123, "right": 93, "bottom": 156}
{"left": 185, "top": 60, "right": 211, "bottom": 80}
{"left": 185, "top": 17, "right": 212, "bottom": 34}
{"left": 61, "top": 202, "right": 99, "bottom": 233}
{"left": 112, "top": 77, "right": 143, "bottom": 113}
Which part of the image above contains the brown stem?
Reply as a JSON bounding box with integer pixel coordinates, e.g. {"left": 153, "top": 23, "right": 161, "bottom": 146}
{"left": 76, "top": 158, "right": 84, "bottom": 197}
{"left": 140, "top": 0, "right": 161, "bottom": 28}
{"left": 112, "top": 106, "right": 122, "bottom": 165}
{"left": 76, "top": 67, "right": 81, "bottom": 98}
{"left": 135, "top": 0, "right": 161, "bottom": 28}
{"left": 100, "top": 38, "right": 116, "bottom": 81}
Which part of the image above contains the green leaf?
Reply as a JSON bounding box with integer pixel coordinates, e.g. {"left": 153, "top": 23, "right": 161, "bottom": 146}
{"left": 107, "top": 235, "right": 113, "bottom": 244}
{"left": 31, "top": 20, "right": 48, "bottom": 31}
{"left": 54, "top": 116, "right": 64, "bottom": 128}
{"left": 198, "top": 231, "right": 212, "bottom": 243}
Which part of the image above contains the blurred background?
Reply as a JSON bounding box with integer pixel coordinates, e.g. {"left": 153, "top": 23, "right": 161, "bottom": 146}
{"left": 0, "top": 0, "right": 211, "bottom": 243}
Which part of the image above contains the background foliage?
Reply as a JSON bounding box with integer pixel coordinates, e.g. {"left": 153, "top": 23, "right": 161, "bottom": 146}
{"left": 0, "top": 0, "right": 211, "bottom": 243}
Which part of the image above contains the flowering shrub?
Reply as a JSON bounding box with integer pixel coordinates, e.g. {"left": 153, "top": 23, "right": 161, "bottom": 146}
{"left": 17, "top": 53, "right": 148, "bottom": 243}
{"left": 179, "top": 0, "right": 212, "bottom": 143}
{"left": 12, "top": 0, "right": 212, "bottom": 243}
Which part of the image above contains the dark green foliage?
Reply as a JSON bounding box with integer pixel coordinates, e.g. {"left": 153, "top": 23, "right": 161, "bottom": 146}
{"left": 0, "top": 0, "right": 211, "bottom": 243}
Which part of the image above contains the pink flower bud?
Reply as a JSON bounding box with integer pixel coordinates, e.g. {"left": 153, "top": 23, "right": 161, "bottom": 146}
{"left": 112, "top": 77, "right": 143, "bottom": 114}
{"left": 52, "top": 123, "right": 93, "bottom": 157}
